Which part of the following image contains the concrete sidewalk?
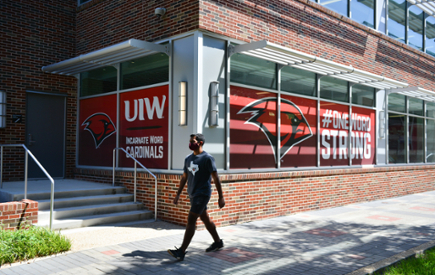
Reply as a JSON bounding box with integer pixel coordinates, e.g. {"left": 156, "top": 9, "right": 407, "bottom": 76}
{"left": 2, "top": 191, "right": 435, "bottom": 275}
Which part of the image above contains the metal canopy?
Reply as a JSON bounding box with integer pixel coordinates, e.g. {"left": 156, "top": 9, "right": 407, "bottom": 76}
{"left": 42, "top": 39, "right": 170, "bottom": 76}
{"left": 407, "top": 0, "right": 435, "bottom": 16}
{"left": 387, "top": 86, "right": 435, "bottom": 102}
{"left": 229, "top": 40, "right": 435, "bottom": 101}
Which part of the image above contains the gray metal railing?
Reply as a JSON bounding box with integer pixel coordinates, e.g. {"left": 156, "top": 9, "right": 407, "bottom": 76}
{"left": 112, "top": 148, "right": 157, "bottom": 221}
{"left": 0, "top": 144, "right": 54, "bottom": 230}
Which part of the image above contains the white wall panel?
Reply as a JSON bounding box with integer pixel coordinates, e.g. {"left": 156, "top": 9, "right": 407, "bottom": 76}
{"left": 377, "top": 89, "right": 387, "bottom": 164}
{"left": 172, "top": 36, "right": 195, "bottom": 170}
{"left": 200, "top": 36, "right": 226, "bottom": 169}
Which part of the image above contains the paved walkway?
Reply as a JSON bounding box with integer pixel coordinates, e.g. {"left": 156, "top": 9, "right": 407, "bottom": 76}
{"left": 2, "top": 191, "right": 435, "bottom": 275}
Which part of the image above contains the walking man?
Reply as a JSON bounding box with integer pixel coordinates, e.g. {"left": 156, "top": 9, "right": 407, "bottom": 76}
{"left": 168, "top": 133, "right": 225, "bottom": 261}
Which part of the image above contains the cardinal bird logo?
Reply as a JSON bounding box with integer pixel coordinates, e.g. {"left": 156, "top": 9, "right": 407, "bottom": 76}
{"left": 238, "top": 97, "right": 313, "bottom": 161}
{"left": 82, "top": 113, "right": 116, "bottom": 148}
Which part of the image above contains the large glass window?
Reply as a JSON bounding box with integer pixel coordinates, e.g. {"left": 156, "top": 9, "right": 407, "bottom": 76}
{"left": 426, "top": 17, "right": 435, "bottom": 57}
{"left": 388, "top": 0, "right": 407, "bottom": 43}
{"left": 409, "top": 117, "right": 424, "bottom": 163}
{"left": 427, "top": 102, "right": 435, "bottom": 118}
{"left": 80, "top": 66, "right": 117, "bottom": 97}
{"left": 319, "top": 0, "right": 348, "bottom": 17}
{"left": 388, "top": 113, "right": 406, "bottom": 163}
{"left": 120, "top": 53, "right": 169, "bottom": 90}
{"left": 281, "top": 66, "right": 316, "bottom": 97}
{"left": 320, "top": 77, "right": 348, "bottom": 103}
{"left": 231, "top": 53, "right": 277, "bottom": 90}
{"left": 408, "top": 97, "right": 423, "bottom": 116}
{"left": 408, "top": 6, "right": 424, "bottom": 50}
{"left": 427, "top": 119, "right": 435, "bottom": 162}
{"left": 352, "top": 0, "right": 374, "bottom": 28}
{"left": 388, "top": 93, "right": 406, "bottom": 113}
{"left": 352, "top": 84, "right": 375, "bottom": 107}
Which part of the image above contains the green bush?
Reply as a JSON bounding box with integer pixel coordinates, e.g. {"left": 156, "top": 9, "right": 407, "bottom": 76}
{"left": 0, "top": 226, "right": 71, "bottom": 266}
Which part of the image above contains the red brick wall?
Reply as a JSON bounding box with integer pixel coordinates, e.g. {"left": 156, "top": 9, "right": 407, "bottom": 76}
{"left": 74, "top": 165, "right": 435, "bottom": 228}
{"left": 0, "top": 199, "right": 38, "bottom": 231}
{"left": 76, "top": 0, "right": 200, "bottom": 54}
{"left": 0, "top": 1, "right": 77, "bottom": 180}
{"left": 198, "top": 0, "right": 435, "bottom": 91}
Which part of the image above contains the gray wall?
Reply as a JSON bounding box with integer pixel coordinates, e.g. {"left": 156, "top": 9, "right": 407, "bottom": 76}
{"left": 171, "top": 32, "right": 227, "bottom": 170}
{"left": 172, "top": 35, "right": 196, "bottom": 170}
{"left": 376, "top": 89, "right": 387, "bottom": 164}
{"left": 199, "top": 35, "right": 226, "bottom": 169}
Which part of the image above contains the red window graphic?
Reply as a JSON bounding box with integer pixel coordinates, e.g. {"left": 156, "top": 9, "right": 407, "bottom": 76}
{"left": 351, "top": 106, "right": 376, "bottom": 165}
{"left": 78, "top": 94, "right": 117, "bottom": 166}
{"left": 119, "top": 85, "right": 169, "bottom": 169}
{"left": 280, "top": 94, "right": 317, "bottom": 168}
{"left": 230, "top": 86, "right": 277, "bottom": 169}
{"left": 320, "top": 103, "right": 375, "bottom": 166}
{"left": 230, "top": 86, "right": 316, "bottom": 169}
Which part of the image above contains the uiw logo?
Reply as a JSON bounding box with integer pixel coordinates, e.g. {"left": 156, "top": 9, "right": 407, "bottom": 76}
{"left": 82, "top": 113, "right": 116, "bottom": 149}
{"left": 124, "top": 96, "right": 166, "bottom": 122}
{"left": 238, "top": 97, "right": 313, "bottom": 161}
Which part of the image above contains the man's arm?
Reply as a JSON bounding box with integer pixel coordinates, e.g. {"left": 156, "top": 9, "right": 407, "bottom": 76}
{"left": 174, "top": 172, "right": 188, "bottom": 205}
{"left": 211, "top": 171, "right": 225, "bottom": 209}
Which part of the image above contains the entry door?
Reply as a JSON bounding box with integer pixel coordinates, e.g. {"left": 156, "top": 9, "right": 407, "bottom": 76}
{"left": 26, "top": 92, "right": 66, "bottom": 178}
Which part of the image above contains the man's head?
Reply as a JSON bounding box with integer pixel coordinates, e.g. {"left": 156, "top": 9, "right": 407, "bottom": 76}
{"left": 190, "top": 133, "right": 205, "bottom": 145}
{"left": 191, "top": 133, "right": 205, "bottom": 144}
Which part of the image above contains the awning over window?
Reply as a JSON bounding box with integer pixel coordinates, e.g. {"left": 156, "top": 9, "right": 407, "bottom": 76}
{"left": 407, "top": 0, "right": 435, "bottom": 16}
{"left": 42, "top": 39, "right": 170, "bottom": 76}
{"left": 388, "top": 86, "right": 435, "bottom": 102}
{"left": 229, "top": 40, "right": 435, "bottom": 101}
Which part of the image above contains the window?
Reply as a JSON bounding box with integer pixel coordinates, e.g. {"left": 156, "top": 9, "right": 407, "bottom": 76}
{"left": 388, "top": 0, "right": 407, "bottom": 43}
{"left": 427, "top": 102, "right": 435, "bottom": 118}
{"left": 352, "top": 84, "right": 375, "bottom": 107}
{"left": 78, "top": 0, "right": 91, "bottom": 5}
{"left": 388, "top": 113, "right": 406, "bottom": 163}
{"left": 426, "top": 17, "right": 435, "bottom": 57}
{"left": 230, "top": 53, "right": 277, "bottom": 90}
{"left": 120, "top": 53, "right": 169, "bottom": 90}
{"left": 281, "top": 66, "right": 316, "bottom": 97}
{"left": 408, "top": 97, "right": 423, "bottom": 116}
{"left": 352, "top": 0, "right": 375, "bottom": 28}
{"left": 80, "top": 66, "right": 117, "bottom": 97}
{"left": 320, "top": 77, "right": 348, "bottom": 103}
{"left": 313, "top": 0, "right": 433, "bottom": 57}
{"left": 409, "top": 117, "right": 424, "bottom": 163}
{"left": 319, "top": 0, "right": 348, "bottom": 17}
{"left": 388, "top": 93, "right": 406, "bottom": 113}
{"left": 427, "top": 119, "right": 435, "bottom": 162}
{"left": 408, "top": 6, "right": 424, "bottom": 50}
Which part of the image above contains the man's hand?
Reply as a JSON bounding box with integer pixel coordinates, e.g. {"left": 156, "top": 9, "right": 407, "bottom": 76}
{"left": 173, "top": 194, "right": 180, "bottom": 205}
{"left": 218, "top": 197, "right": 225, "bottom": 209}
{"left": 174, "top": 173, "right": 188, "bottom": 205}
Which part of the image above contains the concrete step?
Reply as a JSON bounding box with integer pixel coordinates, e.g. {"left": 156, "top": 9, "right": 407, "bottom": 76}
{"left": 37, "top": 210, "right": 154, "bottom": 230}
{"left": 38, "top": 202, "right": 144, "bottom": 220}
{"left": 38, "top": 193, "right": 134, "bottom": 210}
{"left": 18, "top": 186, "right": 127, "bottom": 201}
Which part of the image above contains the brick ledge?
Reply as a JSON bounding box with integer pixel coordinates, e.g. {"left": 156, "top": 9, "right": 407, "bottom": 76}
{"left": 74, "top": 165, "right": 435, "bottom": 182}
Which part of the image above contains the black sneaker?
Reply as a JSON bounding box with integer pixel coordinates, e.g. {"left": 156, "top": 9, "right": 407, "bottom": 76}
{"left": 167, "top": 246, "right": 186, "bottom": 261}
{"left": 205, "top": 239, "right": 224, "bottom": 252}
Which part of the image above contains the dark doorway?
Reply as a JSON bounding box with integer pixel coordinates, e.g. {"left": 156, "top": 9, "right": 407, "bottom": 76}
{"left": 25, "top": 92, "right": 66, "bottom": 178}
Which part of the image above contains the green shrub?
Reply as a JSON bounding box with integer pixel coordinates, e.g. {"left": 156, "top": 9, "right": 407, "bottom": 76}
{"left": 0, "top": 226, "right": 71, "bottom": 266}
{"left": 380, "top": 247, "right": 435, "bottom": 275}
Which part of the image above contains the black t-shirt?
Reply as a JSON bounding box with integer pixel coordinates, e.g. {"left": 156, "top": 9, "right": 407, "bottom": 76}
{"left": 183, "top": 151, "right": 217, "bottom": 198}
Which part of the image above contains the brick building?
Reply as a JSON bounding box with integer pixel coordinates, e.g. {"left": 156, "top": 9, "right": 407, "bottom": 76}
{"left": 2, "top": 0, "right": 435, "bottom": 227}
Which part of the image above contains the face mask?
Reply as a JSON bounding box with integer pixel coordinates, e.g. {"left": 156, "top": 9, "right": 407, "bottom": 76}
{"left": 189, "top": 142, "right": 199, "bottom": 151}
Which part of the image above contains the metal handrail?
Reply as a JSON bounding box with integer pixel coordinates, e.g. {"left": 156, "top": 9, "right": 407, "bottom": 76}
{"left": 112, "top": 148, "right": 157, "bottom": 221}
{"left": 0, "top": 144, "right": 54, "bottom": 230}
